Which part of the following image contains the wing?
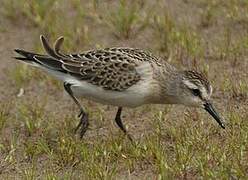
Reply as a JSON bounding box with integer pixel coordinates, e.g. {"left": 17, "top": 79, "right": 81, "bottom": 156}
{"left": 103, "top": 47, "right": 162, "bottom": 65}
{"left": 38, "top": 36, "right": 141, "bottom": 91}
{"left": 62, "top": 50, "right": 141, "bottom": 91}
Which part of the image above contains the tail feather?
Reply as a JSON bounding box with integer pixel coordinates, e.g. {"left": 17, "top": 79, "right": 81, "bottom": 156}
{"left": 40, "top": 35, "right": 60, "bottom": 58}
{"left": 14, "top": 49, "right": 40, "bottom": 60}
{"left": 14, "top": 48, "right": 65, "bottom": 72}
{"left": 34, "top": 55, "right": 64, "bottom": 71}
{"left": 14, "top": 56, "right": 30, "bottom": 61}
{"left": 14, "top": 35, "right": 67, "bottom": 73}
{"left": 14, "top": 49, "right": 43, "bottom": 67}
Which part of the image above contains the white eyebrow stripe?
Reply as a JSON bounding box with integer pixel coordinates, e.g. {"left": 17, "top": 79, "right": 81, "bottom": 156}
{"left": 183, "top": 80, "right": 198, "bottom": 89}
{"left": 200, "top": 87, "right": 208, "bottom": 99}
{"left": 183, "top": 79, "right": 212, "bottom": 100}
{"left": 209, "top": 85, "right": 213, "bottom": 96}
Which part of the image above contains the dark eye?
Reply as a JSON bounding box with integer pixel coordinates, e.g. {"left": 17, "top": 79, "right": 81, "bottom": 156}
{"left": 191, "top": 89, "right": 201, "bottom": 96}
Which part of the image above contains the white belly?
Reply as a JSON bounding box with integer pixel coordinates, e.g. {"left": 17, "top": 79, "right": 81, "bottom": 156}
{"left": 71, "top": 81, "right": 149, "bottom": 107}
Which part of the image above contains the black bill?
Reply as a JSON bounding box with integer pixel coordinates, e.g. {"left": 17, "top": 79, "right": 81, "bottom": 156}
{"left": 204, "top": 102, "right": 225, "bottom": 129}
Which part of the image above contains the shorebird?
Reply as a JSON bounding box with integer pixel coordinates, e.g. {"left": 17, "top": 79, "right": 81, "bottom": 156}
{"left": 14, "top": 35, "right": 225, "bottom": 139}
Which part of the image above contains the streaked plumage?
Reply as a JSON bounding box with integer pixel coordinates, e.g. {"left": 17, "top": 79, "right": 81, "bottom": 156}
{"left": 14, "top": 35, "right": 225, "bottom": 140}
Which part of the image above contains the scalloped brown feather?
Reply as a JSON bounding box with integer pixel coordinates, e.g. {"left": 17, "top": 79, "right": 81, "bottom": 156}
{"left": 39, "top": 35, "right": 144, "bottom": 91}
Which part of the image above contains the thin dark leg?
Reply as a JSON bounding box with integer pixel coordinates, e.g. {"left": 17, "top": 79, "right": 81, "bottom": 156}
{"left": 64, "top": 82, "right": 89, "bottom": 138}
{"left": 115, "top": 107, "right": 133, "bottom": 141}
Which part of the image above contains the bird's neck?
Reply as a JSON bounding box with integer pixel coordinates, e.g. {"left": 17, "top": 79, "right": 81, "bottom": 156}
{"left": 151, "top": 64, "right": 183, "bottom": 104}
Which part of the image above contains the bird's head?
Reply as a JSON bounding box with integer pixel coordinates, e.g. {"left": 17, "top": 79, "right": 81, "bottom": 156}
{"left": 175, "top": 70, "right": 225, "bottom": 129}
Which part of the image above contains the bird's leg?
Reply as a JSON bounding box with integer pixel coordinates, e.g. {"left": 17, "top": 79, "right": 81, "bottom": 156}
{"left": 63, "top": 82, "right": 89, "bottom": 138}
{"left": 115, "top": 107, "right": 133, "bottom": 141}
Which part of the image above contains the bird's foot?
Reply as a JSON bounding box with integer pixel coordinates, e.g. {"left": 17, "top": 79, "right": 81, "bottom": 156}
{"left": 74, "top": 110, "right": 89, "bottom": 138}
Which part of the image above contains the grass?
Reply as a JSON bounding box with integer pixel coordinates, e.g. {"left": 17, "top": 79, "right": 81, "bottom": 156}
{"left": 1, "top": 0, "right": 248, "bottom": 179}
{"left": 151, "top": 11, "right": 175, "bottom": 53}
{"left": 105, "top": 0, "right": 149, "bottom": 39}
{"left": 2, "top": 0, "right": 90, "bottom": 51}
{"left": 151, "top": 11, "right": 204, "bottom": 70}
{"left": 3, "top": 100, "right": 247, "bottom": 179}
{"left": 8, "top": 64, "right": 33, "bottom": 89}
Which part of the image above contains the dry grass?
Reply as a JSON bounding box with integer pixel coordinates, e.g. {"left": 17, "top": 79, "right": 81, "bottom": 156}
{"left": 0, "top": 0, "right": 248, "bottom": 179}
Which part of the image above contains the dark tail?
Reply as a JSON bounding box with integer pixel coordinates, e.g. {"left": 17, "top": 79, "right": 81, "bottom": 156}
{"left": 14, "top": 48, "right": 66, "bottom": 73}
{"left": 14, "top": 49, "right": 42, "bottom": 64}
{"left": 14, "top": 35, "right": 67, "bottom": 72}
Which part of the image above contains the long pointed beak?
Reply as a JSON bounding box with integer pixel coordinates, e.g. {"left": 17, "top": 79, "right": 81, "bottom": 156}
{"left": 204, "top": 102, "right": 225, "bottom": 129}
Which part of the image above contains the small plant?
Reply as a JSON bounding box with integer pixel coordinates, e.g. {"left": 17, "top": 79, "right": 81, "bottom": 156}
{"left": 200, "top": 5, "right": 216, "bottom": 28}
{"left": 0, "top": 103, "right": 9, "bottom": 132}
{"left": 22, "top": 0, "right": 57, "bottom": 27}
{"left": 22, "top": 166, "right": 37, "bottom": 180}
{"left": 152, "top": 12, "right": 175, "bottom": 53}
{"left": 8, "top": 64, "right": 33, "bottom": 89}
{"left": 53, "top": 136, "right": 80, "bottom": 168}
{"left": 152, "top": 12, "right": 203, "bottom": 66}
{"left": 105, "top": 0, "right": 148, "bottom": 39}
{"left": 17, "top": 101, "right": 47, "bottom": 137}
{"left": 174, "top": 26, "right": 203, "bottom": 59}
{"left": 3, "top": 0, "right": 90, "bottom": 51}
{"left": 231, "top": 80, "right": 248, "bottom": 99}
{"left": 2, "top": 0, "right": 22, "bottom": 21}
